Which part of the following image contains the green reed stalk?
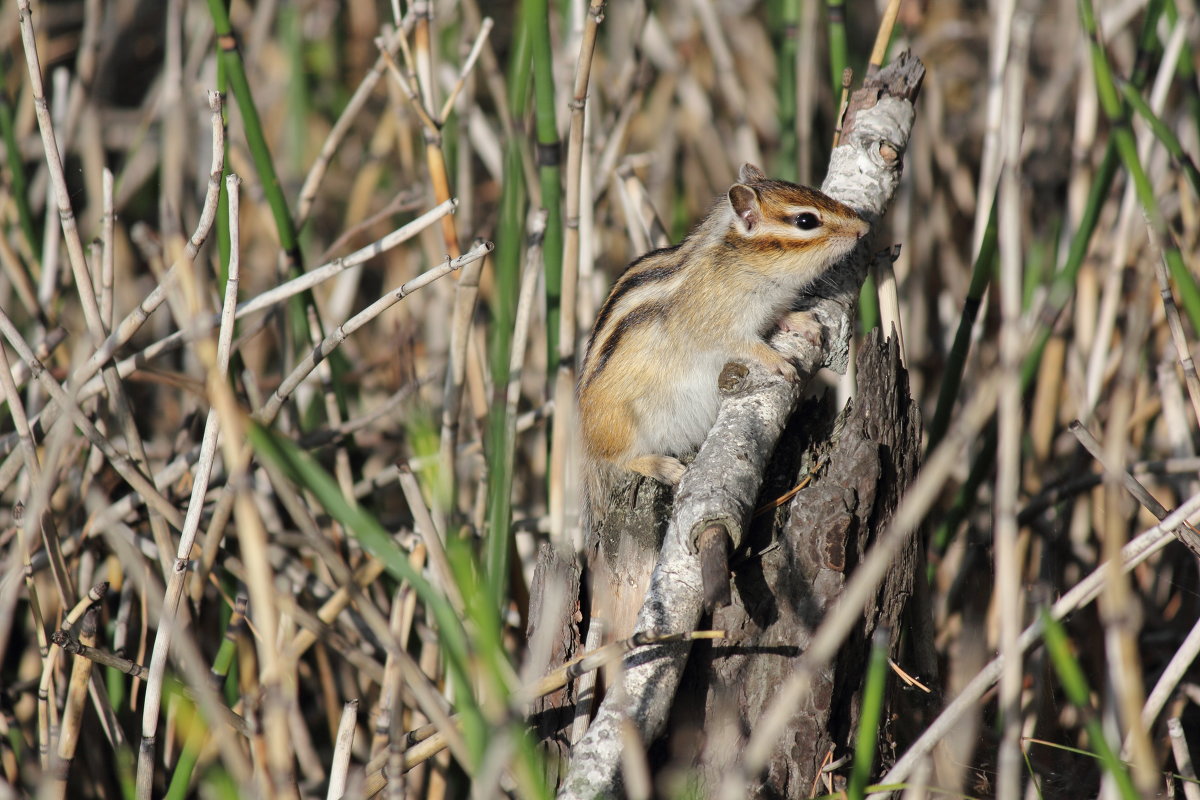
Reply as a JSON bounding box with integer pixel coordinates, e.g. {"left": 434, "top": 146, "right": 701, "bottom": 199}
{"left": 0, "top": 73, "right": 38, "bottom": 262}
{"left": 847, "top": 631, "right": 888, "bottom": 800}
{"left": 528, "top": 0, "right": 564, "bottom": 372}
{"left": 485, "top": 6, "right": 533, "bottom": 611}
{"left": 1042, "top": 611, "right": 1139, "bottom": 799}
{"left": 774, "top": 0, "right": 800, "bottom": 181}
{"left": 165, "top": 599, "right": 246, "bottom": 800}
{"left": 1081, "top": 0, "right": 1200, "bottom": 332}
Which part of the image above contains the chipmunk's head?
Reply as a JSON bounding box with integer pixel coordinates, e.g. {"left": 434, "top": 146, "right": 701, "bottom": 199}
{"left": 725, "top": 163, "right": 869, "bottom": 274}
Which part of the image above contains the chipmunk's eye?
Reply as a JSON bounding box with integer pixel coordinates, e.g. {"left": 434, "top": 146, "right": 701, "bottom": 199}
{"left": 795, "top": 212, "right": 821, "bottom": 230}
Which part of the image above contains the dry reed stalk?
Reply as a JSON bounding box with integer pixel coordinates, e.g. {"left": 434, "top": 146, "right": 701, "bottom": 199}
{"left": 691, "top": 0, "right": 761, "bottom": 167}
{"left": 993, "top": 12, "right": 1032, "bottom": 800}
{"left": 47, "top": 605, "right": 97, "bottom": 800}
{"left": 326, "top": 699, "right": 359, "bottom": 800}
{"left": 879, "top": 489, "right": 1200, "bottom": 792}
{"left": 256, "top": 242, "right": 489, "bottom": 426}
{"left": 136, "top": 174, "right": 242, "bottom": 800}
{"left": 298, "top": 28, "right": 404, "bottom": 226}
{"left": 1169, "top": 717, "right": 1200, "bottom": 800}
{"left": 971, "top": 0, "right": 1015, "bottom": 257}
{"left": 550, "top": 0, "right": 605, "bottom": 546}
{"left": 0, "top": 309, "right": 185, "bottom": 530}
{"left": 1099, "top": 294, "right": 1158, "bottom": 794}
{"left": 0, "top": 339, "right": 49, "bottom": 653}
{"left": 0, "top": 196, "right": 458, "bottom": 466}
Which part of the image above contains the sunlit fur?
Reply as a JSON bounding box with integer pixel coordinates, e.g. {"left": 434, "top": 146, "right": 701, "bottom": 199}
{"left": 578, "top": 164, "right": 870, "bottom": 525}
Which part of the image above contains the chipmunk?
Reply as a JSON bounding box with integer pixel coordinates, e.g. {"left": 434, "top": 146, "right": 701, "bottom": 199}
{"left": 578, "top": 163, "right": 869, "bottom": 526}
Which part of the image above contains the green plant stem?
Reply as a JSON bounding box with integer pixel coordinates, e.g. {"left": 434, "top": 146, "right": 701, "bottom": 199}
{"left": 927, "top": 205, "right": 997, "bottom": 452}
{"left": 773, "top": 0, "right": 800, "bottom": 181}
{"left": 1080, "top": 0, "right": 1200, "bottom": 332}
{"left": 0, "top": 69, "right": 39, "bottom": 262}
{"left": 934, "top": 144, "right": 1119, "bottom": 553}
{"left": 485, "top": 5, "right": 533, "bottom": 614}
{"left": 165, "top": 600, "right": 245, "bottom": 800}
{"left": 527, "top": 0, "right": 564, "bottom": 372}
{"left": 206, "top": 0, "right": 298, "bottom": 264}
{"left": 848, "top": 631, "right": 889, "bottom": 800}
{"left": 206, "top": 0, "right": 321, "bottom": 370}
{"left": 1119, "top": 82, "right": 1200, "bottom": 197}
{"left": 1041, "top": 611, "right": 1139, "bottom": 799}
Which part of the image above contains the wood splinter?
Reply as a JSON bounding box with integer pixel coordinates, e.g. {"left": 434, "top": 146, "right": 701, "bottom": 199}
{"left": 698, "top": 523, "right": 732, "bottom": 611}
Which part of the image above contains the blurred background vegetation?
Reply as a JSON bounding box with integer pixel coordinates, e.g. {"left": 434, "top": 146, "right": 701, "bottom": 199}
{"left": 1, "top": 0, "right": 1200, "bottom": 797}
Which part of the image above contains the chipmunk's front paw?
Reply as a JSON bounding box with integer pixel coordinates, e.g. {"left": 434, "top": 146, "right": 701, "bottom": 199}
{"left": 751, "top": 342, "right": 799, "bottom": 383}
{"left": 777, "top": 311, "right": 824, "bottom": 348}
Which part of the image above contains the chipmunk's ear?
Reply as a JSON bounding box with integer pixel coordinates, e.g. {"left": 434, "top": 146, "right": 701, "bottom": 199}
{"left": 729, "top": 184, "right": 761, "bottom": 232}
{"left": 738, "top": 163, "right": 767, "bottom": 183}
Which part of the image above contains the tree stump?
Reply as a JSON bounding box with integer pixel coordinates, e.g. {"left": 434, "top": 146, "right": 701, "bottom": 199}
{"left": 674, "top": 330, "right": 935, "bottom": 796}
{"left": 528, "top": 52, "right": 928, "bottom": 798}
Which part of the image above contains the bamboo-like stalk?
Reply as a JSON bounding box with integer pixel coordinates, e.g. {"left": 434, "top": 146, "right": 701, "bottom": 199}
{"left": 205, "top": 0, "right": 301, "bottom": 273}
{"left": 825, "top": 0, "right": 848, "bottom": 110}
{"left": 382, "top": 586, "right": 407, "bottom": 800}
{"left": 327, "top": 700, "right": 359, "bottom": 800}
{"left": 971, "top": 0, "right": 1016, "bottom": 258}
{"left": 0, "top": 339, "right": 49, "bottom": 655}
{"left": 100, "top": 169, "right": 114, "bottom": 327}
{"left": 137, "top": 174, "right": 243, "bottom": 800}
{"left": 550, "top": 0, "right": 605, "bottom": 545}
{"left": 1169, "top": 718, "right": 1200, "bottom": 800}
{"left": 47, "top": 607, "right": 98, "bottom": 800}
{"left": 17, "top": 0, "right": 110, "bottom": 341}
{"left": 993, "top": 14, "right": 1032, "bottom": 800}
{"left": 397, "top": 468, "right": 464, "bottom": 614}
{"left": 866, "top": 0, "right": 903, "bottom": 72}
{"left": 37, "top": 584, "right": 106, "bottom": 772}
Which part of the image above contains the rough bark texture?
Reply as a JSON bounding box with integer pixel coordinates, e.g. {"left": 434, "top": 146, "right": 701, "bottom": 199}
{"left": 674, "top": 330, "right": 935, "bottom": 796}
{"left": 527, "top": 543, "right": 584, "bottom": 786}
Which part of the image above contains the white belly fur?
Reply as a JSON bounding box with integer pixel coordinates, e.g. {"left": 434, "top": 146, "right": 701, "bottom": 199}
{"left": 630, "top": 349, "right": 725, "bottom": 458}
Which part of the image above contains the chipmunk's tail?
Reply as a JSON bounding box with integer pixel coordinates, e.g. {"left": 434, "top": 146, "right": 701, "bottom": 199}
{"left": 579, "top": 453, "right": 619, "bottom": 543}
